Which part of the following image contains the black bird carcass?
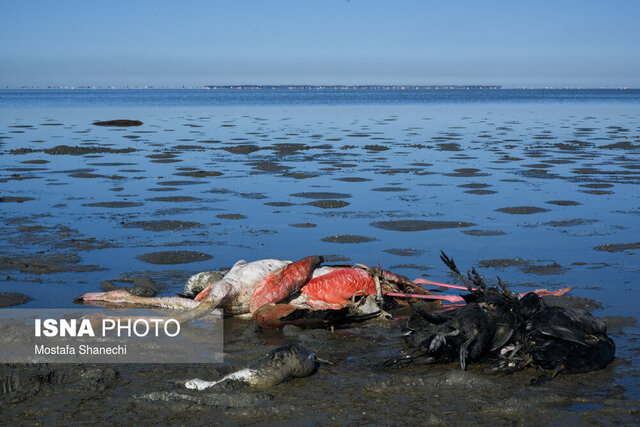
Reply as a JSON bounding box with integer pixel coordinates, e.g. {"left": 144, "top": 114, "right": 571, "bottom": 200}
{"left": 388, "top": 252, "right": 519, "bottom": 370}
{"left": 386, "top": 252, "right": 615, "bottom": 383}
{"left": 500, "top": 291, "right": 615, "bottom": 384}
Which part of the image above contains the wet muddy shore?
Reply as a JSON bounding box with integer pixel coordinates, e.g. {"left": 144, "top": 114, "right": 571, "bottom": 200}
{"left": 1, "top": 306, "right": 638, "bottom": 425}
{"left": 1, "top": 91, "right": 639, "bottom": 424}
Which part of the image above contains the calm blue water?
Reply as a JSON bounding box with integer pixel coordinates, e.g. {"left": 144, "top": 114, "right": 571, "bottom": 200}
{"left": 1, "top": 88, "right": 639, "bottom": 397}
{"left": 2, "top": 88, "right": 640, "bottom": 108}
{"left": 1, "top": 89, "right": 639, "bottom": 309}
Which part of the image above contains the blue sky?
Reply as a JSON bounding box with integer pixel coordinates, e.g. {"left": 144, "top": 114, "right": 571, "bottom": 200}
{"left": 1, "top": 0, "right": 639, "bottom": 88}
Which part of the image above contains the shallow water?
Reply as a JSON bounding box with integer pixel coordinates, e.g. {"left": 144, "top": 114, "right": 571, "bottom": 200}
{"left": 1, "top": 89, "right": 639, "bottom": 423}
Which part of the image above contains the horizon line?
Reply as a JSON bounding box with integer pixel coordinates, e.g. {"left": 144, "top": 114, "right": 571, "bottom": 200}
{"left": 2, "top": 85, "right": 638, "bottom": 90}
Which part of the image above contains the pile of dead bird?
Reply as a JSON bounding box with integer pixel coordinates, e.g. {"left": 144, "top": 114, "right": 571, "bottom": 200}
{"left": 75, "top": 251, "right": 616, "bottom": 390}
{"left": 384, "top": 252, "right": 615, "bottom": 385}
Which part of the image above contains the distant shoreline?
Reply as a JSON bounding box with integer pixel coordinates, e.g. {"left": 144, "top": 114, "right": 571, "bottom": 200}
{"left": 2, "top": 86, "right": 638, "bottom": 90}
{"left": 204, "top": 85, "right": 503, "bottom": 90}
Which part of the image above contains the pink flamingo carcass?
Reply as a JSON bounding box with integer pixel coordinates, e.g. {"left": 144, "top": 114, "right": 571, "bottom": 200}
{"left": 75, "top": 255, "right": 571, "bottom": 328}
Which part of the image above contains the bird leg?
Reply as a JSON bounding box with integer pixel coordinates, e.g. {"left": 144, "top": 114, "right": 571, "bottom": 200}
{"left": 459, "top": 330, "right": 479, "bottom": 371}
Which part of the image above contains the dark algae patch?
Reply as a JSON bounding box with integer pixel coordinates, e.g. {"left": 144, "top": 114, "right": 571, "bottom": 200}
{"left": 370, "top": 220, "right": 475, "bottom": 231}
{"left": 523, "top": 262, "right": 566, "bottom": 275}
{"left": 222, "top": 144, "right": 261, "bottom": 154}
{"left": 93, "top": 119, "right": 143, "bottom": 127}
{"left": 157, "top": 180, "right": 207, "bottom": 186}
{"left": 363, "top": 144, "right": 389, "bottom": 151}
{"left": 0, "top": 253, "right": 104, "bottom": 274}
{"left": 86, "top": 201, "right": 144, "bottom": 208}
{"left": 282, "top": 172, "right": 318, "bottom": 179}
{"left": 265, "top": 202, "right": 295, "bottom": 207}
{"left": 217, "top": 213, "right": 247, "bottom": 220}
{"left": 495, "top": 206, "right": 550, "bottom": 214}
{"left": 290, "top": 222, "right": 317, "bottom": 228}
{"left": 479, "top": 258, "right": 566, "bottom": 275}
{"left": 334, "top": 177, "right": 372, "bottom": 182}
{"left": 462, "top": 229, "right": 506, "bottom": 236}
{"left": 464, "top": 189, "right": 497, "bottom": 195}
{"left": 0, "top": 292, "right": 32, "bottom": 307}
{"left": 0, "top": 196, "right": 34, "bottom": 203}
{"left": 545, "top": 219, "right": 597, "bottom": 227}
{"left": 445, "top": 168, "right": 489, "bottom": 177}
{"left": 320, "top": 235, "right": 376, "bottom": 243}
{"left": 479, "top": 258, "right": 529, "bottom": 268}
{"left": 306, "top": 200, "right": 350, "bottom": 209}
{"left": 291, "top": 192, "right": 351, "bottom": 200}
{"left": 146, "top": 196, "right": 201, "bottom": 202}
{"left": 10, "top": 145, "right": 137, "bottom": 155}
{"left": 174, "top": 170, "right": 223, "bottom": 178}
{"left": 594, "top": 242, "right": 640, "bottom": 253}
{"left": 371, "top": 187, "right": 407, "bottom": 192}
{"left": 123, "top": 220, "right": 203, "bottom": 231}
{"left": 383, "top": 248, "right": 425, "bottom": 257}
{"left": 136, "top": 251, "right": 212, "bottom": 265}
{"left": 545, "top": 200, "right": 582, "bottom": 206}
{"left": 101, "top": 276, "right": 158, "bottom": 297}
